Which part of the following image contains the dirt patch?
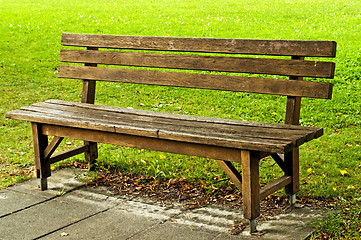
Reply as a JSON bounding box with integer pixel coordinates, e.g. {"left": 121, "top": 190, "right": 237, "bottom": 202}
{"left": 86, "top": 169, "right": 336, "bottom": 222}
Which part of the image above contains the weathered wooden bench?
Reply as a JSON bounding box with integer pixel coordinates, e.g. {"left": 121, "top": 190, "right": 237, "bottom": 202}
{"left": 6, "top": 33, "right": 336, "bottom": 233}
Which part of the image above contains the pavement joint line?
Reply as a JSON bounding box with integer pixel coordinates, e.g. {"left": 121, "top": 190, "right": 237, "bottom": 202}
{"left": 0, "top": 194, "right": 58, "bottom": 219}
{"left": 124, "top": 204, "right": 190, "bottom": 240}
{"left": 212, "top": 232, "right": 229, "bottom": 240}
{"left": 0, "top": 184, "right": 87, "bottom": 219}
{"left": 123, "top": 200, "right": 226, "bottom": 240}
{"left": 125, "top": 218, "right": 171, "bottom": 240}
{"left": 33, "top": 208, "right": 111, "bottom": 240}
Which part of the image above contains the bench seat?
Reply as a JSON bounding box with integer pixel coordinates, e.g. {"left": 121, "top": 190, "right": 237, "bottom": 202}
{"left": 6, "top": 99, "right": 322, "bottom": 155}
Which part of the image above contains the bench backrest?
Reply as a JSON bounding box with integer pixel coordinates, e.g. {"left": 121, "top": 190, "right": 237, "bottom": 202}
{"left": 58, "top": 33, "right": 336, "bottom": 125}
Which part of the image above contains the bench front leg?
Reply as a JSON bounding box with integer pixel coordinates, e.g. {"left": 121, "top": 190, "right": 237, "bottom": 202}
{"left": 284, "top": 147, "right": 300, "bottom": 205}
{"left": 32, "top": 123, "right": 50, "bottom": 190}
{"left": 241, "top": 150, "right": 260, "bottom": 233}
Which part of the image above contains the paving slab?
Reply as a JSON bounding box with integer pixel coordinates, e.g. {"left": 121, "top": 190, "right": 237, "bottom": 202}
{"left": 255, "top": 207, "right": 323, "bottom": 239}
{"left": 5, "top": 168, "right": 87, "bottom": 199}
{"left": 0, "top": 190, "right": 110, "bottom": 240}
{"left": 40, "top": 206, "right": 163, "bottom": 240}
{"left": 129, "top": 222, "right": 222, "bottom": 240}
{"left": 171, "top": 205, "right": 242, "bottom": 233}
{"left": 0, "top": 189, "right": 47, "bottom": 218}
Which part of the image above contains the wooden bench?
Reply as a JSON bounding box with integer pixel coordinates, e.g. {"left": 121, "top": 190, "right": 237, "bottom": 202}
{"left": 6, "top": 33, "right": 336, "bottom": 233}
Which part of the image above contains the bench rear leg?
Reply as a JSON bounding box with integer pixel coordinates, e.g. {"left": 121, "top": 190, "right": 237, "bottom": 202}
{"left": 81, "top": 76, "right": 98, "bottom": 171}
{"left": 285, "top": 86, "right": 301, "bottom": 206}
{"left": 241, "top": 150, "right": 260, "bottom": 233}
{"left": 284, "top": 147, "right": 299, "bottom": 205}
{"left": 32, "top": 123, "right": 50, "bottom": 190}
{"left": 84, "top": 141, "right": 98, "bottom": 171}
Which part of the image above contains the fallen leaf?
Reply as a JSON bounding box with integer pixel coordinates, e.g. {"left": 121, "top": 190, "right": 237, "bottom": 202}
{"left": 340, "top": 170, "right": 348, "bottom": 176}
{"left": 199, "top": 179, "right": 206, "bottom": 188}
{"left": 229, "top": 220, "right": 247, "bottom": 235}
{"left": 307, "top": 168, "right": 312, "bottom": 173}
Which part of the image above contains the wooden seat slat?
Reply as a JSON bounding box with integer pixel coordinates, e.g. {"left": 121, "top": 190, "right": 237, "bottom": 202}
{"left": 17, "top": 104, "right": 297, "bottom": 147}
{"left": 31, "top": 101, "right": 320, "bottom": 144}
{"left": 7, "top": 108, "right": 293, "bottom": 153}
{"left": 47, "top": 99, "right": 322, "bottom": 132}
{"left": 58, "top": 65, "right": 333, "bottom": 99}
{"left": 22, "top": 105, "right": 299, "bottom": 148}
{"left": 60, "top": 49, "right": 335, "bottom": 78}
{"left": 61, "top": 33, "right": 337, "bottom": 57}
{"left": 6, "top": 109, "right": 159, "bottom": 138}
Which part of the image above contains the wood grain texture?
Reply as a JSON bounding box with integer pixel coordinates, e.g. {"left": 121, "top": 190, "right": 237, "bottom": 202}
{"left": 216, "top": 160, "right": 243, "bottom": 191}
{"left": 6, "top": 100, "right": 325, "bottom": 153}
{"left": 241, "top": 150, "right": 260, "bottom": 220}
{"left": 58, "top": 65, "right": 333, "bottom": 99}
{"left": 46, "top": 100, "right": 322, "bottom": 133}
{"left": 85, "top": 142, "right": 98, "bottom": 171}
{"left": 31, "top": 123, "right": 50, "bottom": 179}
{"left": 284, "top": 147, "right": 300, "bottom": 194}
{"left": 44, "top": 136, "right": 64, "bottom": 160}
{"left": 271, "top": 153, "right": 286, "bottom": 172}
{"left": 285, "top": 68, "right": 303, "bottom": 125}
{"left": 61, "top": 33, "right": 337, "bottom": 57}
{"left": 41, "top": 124, "right": 243, "bottom": 162}
{"left": 6, "top": 108, "right": 291, "bottom": 153}
{"left": 27, "top": 102, "right": 316, "bottom": 146}
{"left": 283, "top": 60, "right": 302, "bottom": 195}
{"left": 49, "top": 145, "right": 88, "bottom": 164}
{"left": 259, "top": 175, "right": 292, "bottom": 200}
{"left": 60, "top": 49, "right": 335, "bottom": 78}
{"left": 81, "top": 47, "right": 99, "bottom": 169}
{"left": 43, "top": 100, "right": 323, "bottom": 145}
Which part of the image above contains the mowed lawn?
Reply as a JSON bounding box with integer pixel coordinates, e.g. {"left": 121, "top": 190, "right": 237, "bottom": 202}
{"left": 1, "top": 0, "right": 360, "bottom": 238}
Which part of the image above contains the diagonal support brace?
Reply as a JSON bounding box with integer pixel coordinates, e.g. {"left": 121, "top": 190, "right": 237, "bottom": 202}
{"left": 271, "top": 153, "right": 286, "bottom": 172}
{"left": 216, "top": 160, "right": 242, "bottom": 191}
{"left": 44, "top": 137, "right": 64, "bottom": 160}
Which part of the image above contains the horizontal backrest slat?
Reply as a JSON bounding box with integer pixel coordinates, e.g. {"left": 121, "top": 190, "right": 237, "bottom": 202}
{"left": 60, "top": 49, "right": 335, "bottom": 78}
{"left": 61, "top": 33, "right": 337, "bottom": 57}
{"left": 58, "top": 65, "right": 333, "bottom": 99}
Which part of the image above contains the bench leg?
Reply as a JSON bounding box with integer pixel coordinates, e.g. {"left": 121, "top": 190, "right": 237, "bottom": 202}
{"left": 249, "top": 219, "right": 257, "bottom": 233}
{"left": 284, "top": 147, "right": 299, "bottom": 206}
{"left": 290, "top": 193, "right": 297, "bottom": 205}
{"left": 84, "top": 141, "right": 98, "bottom": 171}
{"left": 241, "top": 150, "right": 260, "bottom": 233}
{"left": 40, "top": 178, "right": 48, "bottom": 191}
{"left": 32, "top": 123, "right": 50, "bottom": 191}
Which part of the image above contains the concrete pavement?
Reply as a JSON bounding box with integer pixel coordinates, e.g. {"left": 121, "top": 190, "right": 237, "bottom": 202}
{"left": 0, "top": 168, "right": 324, "bottom": 240}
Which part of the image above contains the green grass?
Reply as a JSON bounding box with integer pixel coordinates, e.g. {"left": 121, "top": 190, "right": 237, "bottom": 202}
{"left": 1, "top": 0, "right": 361, "bottom": 238}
